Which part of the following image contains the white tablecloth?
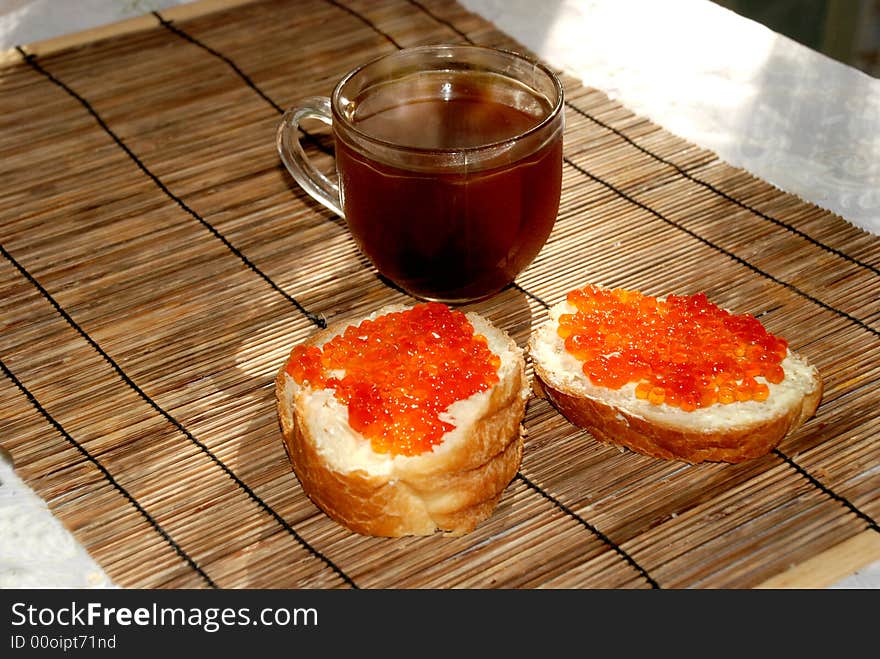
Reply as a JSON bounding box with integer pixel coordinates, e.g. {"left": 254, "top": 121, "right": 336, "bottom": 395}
{"left": 1, "top": 0, "right": 877, "bottom": 589}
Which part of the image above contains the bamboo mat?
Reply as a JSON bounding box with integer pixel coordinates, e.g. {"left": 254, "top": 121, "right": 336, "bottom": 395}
{"left": 1, "top": 0, "right": 878, "bottom": 590}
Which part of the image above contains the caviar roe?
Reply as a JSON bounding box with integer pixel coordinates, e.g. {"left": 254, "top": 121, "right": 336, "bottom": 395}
{"left": 557, "top": 285, "right": 788, "bottom": 411}
{"left": 286, "top": 303, "right": 501, "bottom": 456}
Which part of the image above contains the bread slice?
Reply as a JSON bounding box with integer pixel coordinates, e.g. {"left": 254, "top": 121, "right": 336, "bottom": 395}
{"left": 275, "top": 304, "right": 529, "bottom": 537}
{"left": 528, "top": 291, "right": 823, "bottom": 463}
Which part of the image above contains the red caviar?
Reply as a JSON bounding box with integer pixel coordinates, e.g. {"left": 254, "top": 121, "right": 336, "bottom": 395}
{"left": 286, "top": 303, "right": 501, "bottom": 456}
{"left": 558, "top": 285, "right": 788, "bottom": 411}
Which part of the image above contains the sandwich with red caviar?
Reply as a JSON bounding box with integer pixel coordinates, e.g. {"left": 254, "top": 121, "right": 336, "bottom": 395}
{"left": 275, "top": 302, "right": 529, "bottom": 537}
{"left": 528, "top": 284, "right": 823, "bottom": 463}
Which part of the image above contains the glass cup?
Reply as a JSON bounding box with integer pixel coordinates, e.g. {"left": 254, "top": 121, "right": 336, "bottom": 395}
{"left": 277, "top": 44, "right": 564, "bottom": 303}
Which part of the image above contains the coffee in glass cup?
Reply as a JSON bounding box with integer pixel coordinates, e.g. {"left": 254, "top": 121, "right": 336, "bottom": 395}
{"left": 277, "top": 45, "right": 564, "bottom": 303}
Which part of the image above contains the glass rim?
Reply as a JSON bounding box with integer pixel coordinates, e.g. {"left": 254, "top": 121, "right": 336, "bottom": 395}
{"left": 330, "top": 44, "right": 565, "bottom": 155}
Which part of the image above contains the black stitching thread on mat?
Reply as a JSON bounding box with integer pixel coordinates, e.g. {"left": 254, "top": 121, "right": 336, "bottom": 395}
{"left": 405, "top": 0, "right": 466, "bottom": 40}
{"left": 153, "top": 12, "right": 284, "bottom": 114}
{"left": 406, "top": 0, "right": 880, "bottom": 279}
{"left": 0, "top": 358, "right": 218, "bottom": 589}
{"left": 564, "top": 157, "right": 880, "bottom": 339}
{"left": 326, "top": 0, "right": 403, "bottom": 48}
{"left": 1, "top": 248, "right": 356, "bottom": 589}
{"left": 772, "top": 449, "right": 879, "bottom": 533}
{"left": 510, "top": 282, "right": 550, "bottom": 309}
{"left": 151, "top": 13, "right": 333, "bottom": 158}
{"left": 564, "top": 105, "right": 880, "bottom": 278}
{"left": 15, "top": 47, "right": 325, "bottom": 331}
{"left": 516, "top": 473, "right": 660, "bottom": 588}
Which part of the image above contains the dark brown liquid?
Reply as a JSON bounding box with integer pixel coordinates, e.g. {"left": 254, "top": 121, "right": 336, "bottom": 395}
{"left": 336, "top": 83, "right": 562, "bottom": 302}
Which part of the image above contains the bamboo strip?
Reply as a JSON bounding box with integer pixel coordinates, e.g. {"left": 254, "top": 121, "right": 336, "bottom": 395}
{"left": 756, "top": 530, "right": 880, "bottom": 589}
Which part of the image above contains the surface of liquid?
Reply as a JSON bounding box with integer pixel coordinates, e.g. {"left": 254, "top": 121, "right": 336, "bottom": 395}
{"left": 352, "top": 95, "right": 543, "bottom": 149}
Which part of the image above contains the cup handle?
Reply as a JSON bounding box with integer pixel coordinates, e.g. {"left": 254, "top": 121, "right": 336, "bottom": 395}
{"left": 276, "top": 97, "right": 343, "bottom": 217}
